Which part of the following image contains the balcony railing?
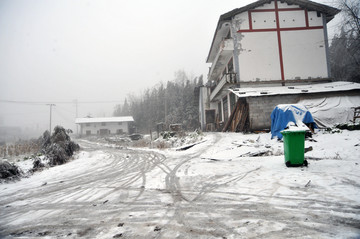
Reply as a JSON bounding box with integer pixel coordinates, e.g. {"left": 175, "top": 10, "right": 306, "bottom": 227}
{"left": 221, "top": 38, "right": 234, "bottom": 51}
{"left": 208, "top": 39, "right": 234, "bottom": 80}
{"left": 210, "top": 72, "right": 237, "bottom": 101}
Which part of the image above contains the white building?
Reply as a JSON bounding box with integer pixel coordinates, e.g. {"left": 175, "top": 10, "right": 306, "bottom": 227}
{"left": 200, "top": 0, "right": 345, "bottom": 131}
{"left": 75, "top": 117, "right": 134, "bottom": 136}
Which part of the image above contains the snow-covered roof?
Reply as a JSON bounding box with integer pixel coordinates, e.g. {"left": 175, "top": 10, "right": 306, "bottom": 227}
{"left": 75, "top": 116, "right": 134, "bottom": 124}
{"left": 230, "top": 81, "right": 360, "bottom": 98}
{"left": 220, "top": 0, "right": 340, "bottom": 23}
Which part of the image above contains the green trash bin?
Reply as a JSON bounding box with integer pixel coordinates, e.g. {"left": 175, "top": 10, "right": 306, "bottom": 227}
{"left": 280, "top": 130, "right": 308, "bottom": 167}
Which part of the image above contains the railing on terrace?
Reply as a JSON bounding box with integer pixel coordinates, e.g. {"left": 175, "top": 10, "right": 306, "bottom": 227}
{"left": 209, "top": 72, "right": 237, "bottom": 101}
{"left": 208, "top": 39, "right": 234, "bottom": 81}
{"left": 210, "top": 72, "right": 237, "bottom": 93}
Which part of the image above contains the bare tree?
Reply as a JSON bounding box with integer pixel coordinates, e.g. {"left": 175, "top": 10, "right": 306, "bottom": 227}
{"left": 330, "top": 0, "right": 360, "bottom": 82}
{"left": 338, "top": 0, "right": 360, "bottom": 36}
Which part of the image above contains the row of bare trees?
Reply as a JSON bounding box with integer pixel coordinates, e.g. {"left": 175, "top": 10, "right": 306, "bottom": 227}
{"left": 114, "top": 70, "right": 203, "bottom": 133}
{"left": 1, "top": 140, "right": 40, "bottom": 158}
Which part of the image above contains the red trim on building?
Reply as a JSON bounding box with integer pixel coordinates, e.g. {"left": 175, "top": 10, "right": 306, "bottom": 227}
{"left": 237, "top": 26, "right": 323, "bottom": 33}
{"left": 277, "top": 8, "right": 303, "bottom": 11}
{"left": 248, "top": 11, "right": 253, "bottom": 30}
{"left": 250, "top": 8, "right": 302, "bottom": 12}
{"left": 236, "top": 0, "right": 324, "bottom": 83}
{"left": 274, "top": 0, "right": 285, "bottom": 84}
{"left": 304, "top": 9, "right": 309, "bottom": 27}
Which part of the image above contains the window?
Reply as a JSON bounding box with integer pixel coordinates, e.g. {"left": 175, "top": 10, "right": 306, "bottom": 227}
{"left": 86, "top": 123, "right": 90, "bottom": 127}
{"left": 99, "top": 129, "right": 109, "bottom": 135}
{"left": 101, "top": 122, "right": 106, "bottom": 126}
{"left": 228, "top": 58, "right": 234, "bottom": 73}
{"left": 118, "top": 122, "right": 123, "bottom": 125}
{"left": 230, "top": 93, "right": 236, "bottom": 113}
{"left": 205, "top": 110, "right": 216, "bottom": 124}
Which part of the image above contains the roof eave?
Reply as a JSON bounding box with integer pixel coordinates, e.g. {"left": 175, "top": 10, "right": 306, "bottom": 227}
{"left": 220, "top": 0, "right": 340, "bottom": 23}
{"left": 206, "top": 18, "right": 226, "bottom": 63}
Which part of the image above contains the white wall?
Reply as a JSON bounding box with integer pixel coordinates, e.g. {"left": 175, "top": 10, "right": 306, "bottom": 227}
{"left": 199, "top": 87, "right": 209, "bottom": 130}
{"left": 281, "top": 29, "right": 328, "bottom": 79}
{"left": 234, "top": 12, "right": 249, "bottom": 30}
{"left": 233, "top": 1, "right": 329, "bottom": 82}
{"left": 80, "top": 122, "right": 129, "bottom": 135}
{"left": 238, "top": 31, "right": 281, "bottom": 81}
{"left": 252, "top": 11, "right": 276, "bottom": 29}
{"left": 278, "top": 10, "right": 305, "bottom": 28}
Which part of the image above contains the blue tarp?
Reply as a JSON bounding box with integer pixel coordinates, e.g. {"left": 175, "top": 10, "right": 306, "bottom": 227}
{"left": 271, "top": 104, "right": 316, "bottom": 139}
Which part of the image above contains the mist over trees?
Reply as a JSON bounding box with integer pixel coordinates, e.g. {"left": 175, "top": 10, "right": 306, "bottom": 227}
{"left": 114, "top": 70, "right": 203, "bottom": 133}
{"left": 329, "top": 0, "right": 360, "bottom": 82}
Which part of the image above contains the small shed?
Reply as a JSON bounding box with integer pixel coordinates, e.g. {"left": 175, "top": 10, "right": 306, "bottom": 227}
{"left": 227, "top": 81, "right": 360, "bottom": 133}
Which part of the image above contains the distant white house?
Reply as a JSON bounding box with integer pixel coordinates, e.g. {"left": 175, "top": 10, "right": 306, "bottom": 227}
{"left": 75, "top": 116, "right": 134, "bottom": 136}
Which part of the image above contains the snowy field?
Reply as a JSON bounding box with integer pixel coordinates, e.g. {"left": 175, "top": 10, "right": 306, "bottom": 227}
{"left": 0, "top": 130, "right": 359, "bottom": 238}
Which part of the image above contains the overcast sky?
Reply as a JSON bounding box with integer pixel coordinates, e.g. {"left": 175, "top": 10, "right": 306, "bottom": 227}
{"left": 0, "top": 0, "right": 340, "bottom": 136}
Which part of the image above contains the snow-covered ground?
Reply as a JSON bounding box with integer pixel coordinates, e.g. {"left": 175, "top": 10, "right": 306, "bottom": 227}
{"left": 0, "top": 130, "right": 359, "bottom": 238}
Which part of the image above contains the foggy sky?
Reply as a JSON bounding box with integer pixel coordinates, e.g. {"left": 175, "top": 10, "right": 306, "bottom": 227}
{"left": 0, "top": 0, "right": 340, "bottom": 136}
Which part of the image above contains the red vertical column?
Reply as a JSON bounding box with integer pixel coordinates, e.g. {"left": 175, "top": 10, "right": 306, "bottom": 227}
{"left": 248, "top": 11, "right": 253, "bottom": 30}
{"left": 304, "top": 9, "right": 309, "bottom": 27}
{"left": 274, "top": 0, "right": 285, "bottom": 84}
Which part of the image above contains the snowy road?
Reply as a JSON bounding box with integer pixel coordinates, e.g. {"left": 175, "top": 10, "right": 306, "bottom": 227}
{"left": 0, "top": 132, "right": 360, "bottom": 238}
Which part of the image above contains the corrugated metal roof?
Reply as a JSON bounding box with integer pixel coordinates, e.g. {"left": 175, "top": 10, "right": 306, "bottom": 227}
{"left": 230, "top": 81, "right": 360, "bottom": 98}
{"left": 75, "top": 116, "right": 134, "bottom": 124}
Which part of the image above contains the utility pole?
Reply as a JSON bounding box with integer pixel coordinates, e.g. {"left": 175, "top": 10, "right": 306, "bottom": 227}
{"left": 164, "top": 90, "right": 168, "bottom": 128}
{"left": 165, "top": 98, "right": 167, "bottom": 126}
{"left": 47, "top": 104, "right": 56, "bottom": 134}
{"left": 73, "top": 99, "right": 78, "bottom": 135}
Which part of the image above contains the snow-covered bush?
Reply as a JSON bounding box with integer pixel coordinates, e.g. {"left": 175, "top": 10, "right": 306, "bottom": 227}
{"left": 39, "top": 126, "right": 80, "bottom": 166}
{"left": 0, "top": 161, "right": 22, "bottom": 181}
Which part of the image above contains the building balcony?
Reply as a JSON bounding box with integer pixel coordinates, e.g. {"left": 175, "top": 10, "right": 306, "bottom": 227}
{"left": 208, "top": 39, "right": 234, "bottom": 82}
{"left": 210, "top": 72, "right": 237, "bottom": 101}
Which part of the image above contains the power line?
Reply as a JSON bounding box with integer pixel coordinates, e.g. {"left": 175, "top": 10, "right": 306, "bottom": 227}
{"left": 0, "top": 99, "right": 124, "bottom": 105}
{"left": 0, "top": 100, "right": 48, "bottom": 105}
{"left": 54, "top": 108, "right": 75, "bottom": 123}
{"left": 54, "top": 105, "right": 76, "bottom": 115}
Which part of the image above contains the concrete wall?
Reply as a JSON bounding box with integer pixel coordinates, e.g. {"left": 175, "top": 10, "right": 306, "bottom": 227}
{"left": 247, "top": 94, "right": 299, "bottom": 130}
{"left": 199, "top": 87, "right": 209, "bottom": 130}
{"left": 202, "top": 89, "right": 359, "bottom": 131}
{"left": 247, "top": 90, "right": 360, "bottom": 131}
{"left": 80, "top": 122, "right": 130, "bottom": 136}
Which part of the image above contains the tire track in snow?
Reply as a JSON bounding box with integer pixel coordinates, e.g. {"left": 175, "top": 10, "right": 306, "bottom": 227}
{"left": 0, "top": 141, "right": 169, "bottom": 238}
{"left": 1, "top": 136, "right": 359, "bottom": 238}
